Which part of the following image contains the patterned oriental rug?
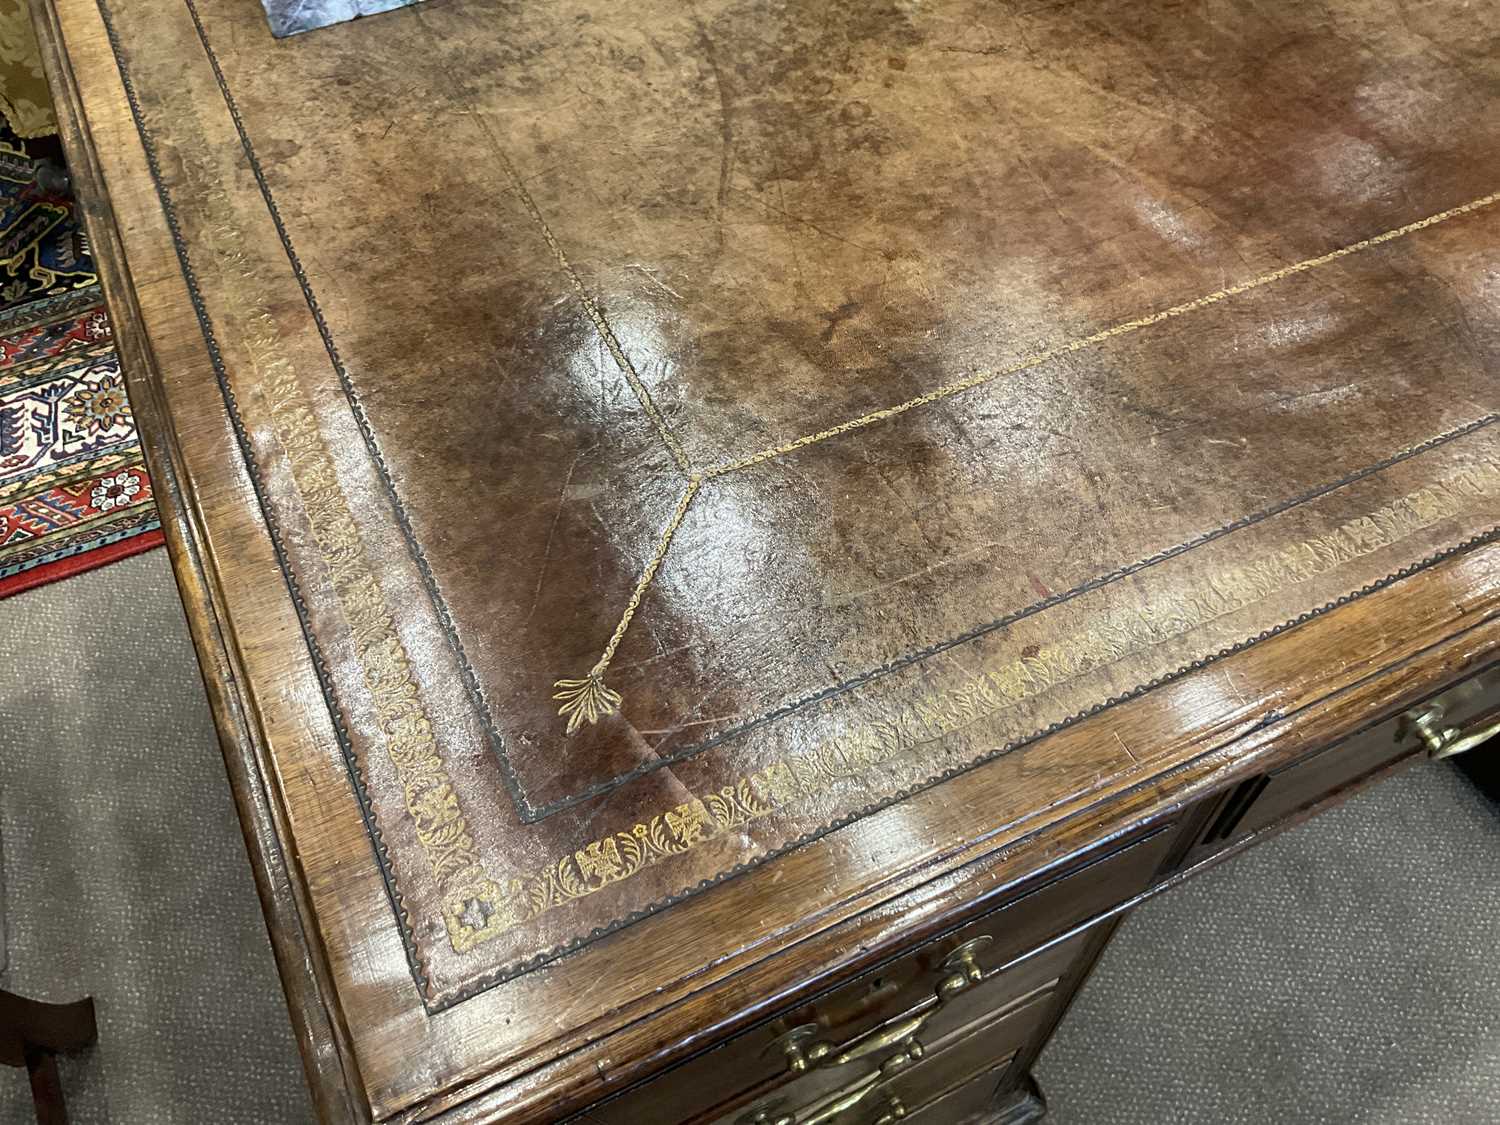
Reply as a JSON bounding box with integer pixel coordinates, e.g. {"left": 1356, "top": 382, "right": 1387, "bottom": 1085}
{"left": 0, "top": 120, "right": 161, "bottom": 599}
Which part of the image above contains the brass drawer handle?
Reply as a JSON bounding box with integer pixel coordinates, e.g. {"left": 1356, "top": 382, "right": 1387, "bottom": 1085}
{"left": 776, "top": 933, "right": 995, "bottom": 1077}
{"left": 775, "top": 1012, "right": 929, "bottom": 1074}
{"left": 827, "top": 1011, "right": 928, "bottom": 1069}
{"left": 739, "top": 1076, "right": 907, "bottom": 1125}
{"left": 1406, "top": 704, "right": 1500, "bottom": 760}
{"left": 937, "top": 935, "right": 993, "bottom": 998}
{"left": 799, "top": 1076, "right": 881, "bottom": 1125}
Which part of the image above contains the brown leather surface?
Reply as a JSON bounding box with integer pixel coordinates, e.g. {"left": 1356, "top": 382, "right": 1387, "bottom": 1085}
{"left": 89, "top": 0, "right": 1497, "bottom": 1018}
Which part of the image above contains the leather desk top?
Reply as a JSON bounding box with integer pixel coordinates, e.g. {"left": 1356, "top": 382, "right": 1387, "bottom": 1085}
{"left": 34, "top": 0, "right": 1500, "bottom": 1118}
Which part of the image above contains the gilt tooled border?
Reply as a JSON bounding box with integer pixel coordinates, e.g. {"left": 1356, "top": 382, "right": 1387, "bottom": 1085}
{"left": 187, "top": 0, "right": 1496, "bottom": 823}
{"left": 174, "top": 0, "right": 541, "bottom": 822}
{"left": 440, "top": 528, "right": 1500, "bottom": 1007}
{"left": 101, "top": 0, "right": 1500, "bottom": 1011}
{"left": 94, "top": 0, "right": 439, "bottom": 1005}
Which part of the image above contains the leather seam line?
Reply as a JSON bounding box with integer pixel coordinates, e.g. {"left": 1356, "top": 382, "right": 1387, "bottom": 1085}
{"left": 468, "top": 105, "right": 696, "bottom": 477}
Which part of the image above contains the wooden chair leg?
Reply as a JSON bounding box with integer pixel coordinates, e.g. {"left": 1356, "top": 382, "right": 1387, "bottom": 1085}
{"left": 0, "top": 989, "right": 97, "bottom": 1125}
{"left": 26, "top": 1049, "right": 69, "bottom": 1125}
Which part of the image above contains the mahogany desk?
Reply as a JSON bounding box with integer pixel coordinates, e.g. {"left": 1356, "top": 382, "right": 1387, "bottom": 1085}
{"left": 31, "top": 0, "right": 1500, "bottom": 1120}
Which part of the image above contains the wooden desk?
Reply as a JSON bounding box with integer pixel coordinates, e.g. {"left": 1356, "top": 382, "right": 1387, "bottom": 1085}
{"left": 31, "top": 0, "right": 1500, "bottom": 1119}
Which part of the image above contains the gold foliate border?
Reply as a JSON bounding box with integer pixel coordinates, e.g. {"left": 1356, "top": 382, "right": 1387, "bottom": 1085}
{"left": 160, "top": 118, "right": 505, "bottom": 954}
{"left": 475, "top": 459, "right": 1499, "bottom": 939}
{"left": 258, "top": 352, "right": 503, "bottom": 951}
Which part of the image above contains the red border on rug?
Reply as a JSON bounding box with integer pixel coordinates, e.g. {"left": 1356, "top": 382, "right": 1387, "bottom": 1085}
{"left": 0, "top": 527, "right": 165, "bottom": 600}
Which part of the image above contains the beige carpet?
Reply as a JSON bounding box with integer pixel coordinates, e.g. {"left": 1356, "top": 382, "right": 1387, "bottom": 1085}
{"left": 0, "top": 551, "right": 310, "bottom": 1123}
{"left": 1039, "top": 758, "right": 1500, "bottom": 1124}
{"left": 1, "top": 550, "right": 1496, "bottom": 1123}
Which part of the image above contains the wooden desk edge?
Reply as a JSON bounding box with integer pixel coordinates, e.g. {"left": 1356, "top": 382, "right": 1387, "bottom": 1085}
{"left": 28, "top": 1, "right": 369, "bottom": 1119}
{"left": 30, "top": 2, "right": 1500, "bottom": 1119}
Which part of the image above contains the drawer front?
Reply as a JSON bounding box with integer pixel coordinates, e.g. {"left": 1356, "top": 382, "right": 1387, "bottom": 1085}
{"left": 750, "top": 822, "right": 1177, "bottom": 1089}
{"left": 716, "top": 927, "right": 1090, "bottom": 1125}
{"left": 1218, "top": 664, "right": 1500, "bottom": 844}
{"left": 904, "top": 923, "right": 1086, "bottom": 1055}
{"left": 723, "top": 981, "right": 1052, "bottom": 1125}
{"left": 588, "top": 825, "right": 1176, "bottom": 1125}
{"left": 1235, "top": 722, "right": 1413, "bottom": 839}
{"left": 897, "top": 1060, "right": 1012, "bottom": 1125}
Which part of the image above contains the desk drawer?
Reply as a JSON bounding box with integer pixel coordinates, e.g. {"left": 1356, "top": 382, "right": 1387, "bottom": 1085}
{"left": 895, "top": 1059, "right": 1012, "bottom": 1125}
{"left": 752, "top": 822, "right": 1177, "bottom": 1083}
{"left": 718, "top": 927, "right": 1088, "bottom": 1125}
{"left": 589, "top": 825, "right": 1175, "bottom": 1124}
{"left": 723, "top": 977, "right": 1052, "bottom": 1125}
{"left": 1207, "top": 664, "right": 1500, "bottom": 846}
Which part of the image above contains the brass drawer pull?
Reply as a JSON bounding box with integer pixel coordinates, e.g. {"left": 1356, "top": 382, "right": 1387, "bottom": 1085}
{"left": 799, "top": 1076, "right": 881, "bottom": 1125}
{"left": 1405, "top": 704, "right": 1500, "bottom": 760}
{"left": 826, "top": 1012, "right": 928, "bottom": 1069}
{"left": 738, "top": 1076, "right": 908, "bottom": 1125}
{"left": 775, "top": 1013, "right": 929, "bottom": 1074}
{"left": 775, "top": 933, "right": 996, "bottom": 1078}
{"left": 937, "top": 935, "right": 993, "bottom": 998}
